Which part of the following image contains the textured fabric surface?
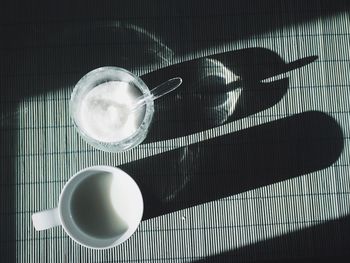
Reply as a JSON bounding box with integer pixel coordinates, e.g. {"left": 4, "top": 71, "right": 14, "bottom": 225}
{"left": 1, "top": 1, "right": 350, "bottom": 262}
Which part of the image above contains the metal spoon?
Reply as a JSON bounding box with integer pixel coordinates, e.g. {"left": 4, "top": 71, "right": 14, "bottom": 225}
{"left": 129, "top": 77, "right": 182, "bottom": 112}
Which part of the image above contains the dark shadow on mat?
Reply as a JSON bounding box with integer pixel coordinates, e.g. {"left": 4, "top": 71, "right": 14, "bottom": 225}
{"left": 0, "top": 105, "right": 18, "bottom": 262}
{"left": 140, "top": 0, "right": 350, "bottom": 54}
{"left": 213, "top": 49, "right": 318, "bottom": 121}
{"left": 1, "top": 0, "right": 345, "bottom": 100}
{"left": 191, "top": 215, "right": 350, "bottom": 263}
{"left": 141, "top": 48, "right": 317, "bottom": 143}
{"left": 120, "top": 111, "right": 344, "bottom": 220}
{"left": 0, "top": 21, "right": 174, "bottom": 101}
{"left": 1, "top": 1, "right": 349, "bottom": 52}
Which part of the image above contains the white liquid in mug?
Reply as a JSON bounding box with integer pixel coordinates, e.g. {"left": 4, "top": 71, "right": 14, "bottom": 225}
{"left": 78, "top": 81, "right": 145, "bottom": 142}
{"left": 70, "top": 172, "right": 129, "bottom": 239}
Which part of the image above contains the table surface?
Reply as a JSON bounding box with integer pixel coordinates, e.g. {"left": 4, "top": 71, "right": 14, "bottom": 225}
{"left": 1, "top": 1, "right": 350, "bottom": 262}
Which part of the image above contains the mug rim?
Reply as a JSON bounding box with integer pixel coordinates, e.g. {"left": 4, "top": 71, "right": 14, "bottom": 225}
{"left": 58, "top": 165, "right": 144, "bottom": 249}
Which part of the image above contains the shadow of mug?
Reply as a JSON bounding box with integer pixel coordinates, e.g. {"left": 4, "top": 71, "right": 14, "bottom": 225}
{"left": 122, "top": 111, "right": 344, "bottom": 220}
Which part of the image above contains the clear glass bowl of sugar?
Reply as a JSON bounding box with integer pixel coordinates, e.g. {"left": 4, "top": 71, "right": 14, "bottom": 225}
{"left": 70, "top": 67, "right": 154, "bottom": 152}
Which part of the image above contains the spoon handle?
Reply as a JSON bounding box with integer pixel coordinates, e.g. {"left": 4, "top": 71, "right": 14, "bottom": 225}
{"left": 130, "top": 77, "right": 182, "bottom": 112}
{"left": 149, "top": 77, "right": 182, "bottom": 100}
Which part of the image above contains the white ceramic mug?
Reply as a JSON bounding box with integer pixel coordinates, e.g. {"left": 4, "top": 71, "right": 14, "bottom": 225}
{"left": 32, "top": 166, "right": 143, "bottom": 249}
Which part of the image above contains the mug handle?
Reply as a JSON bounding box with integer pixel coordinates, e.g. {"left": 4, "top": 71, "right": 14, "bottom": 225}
{"left": 32, "top": 208, "right": 61, "bottom": 231}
